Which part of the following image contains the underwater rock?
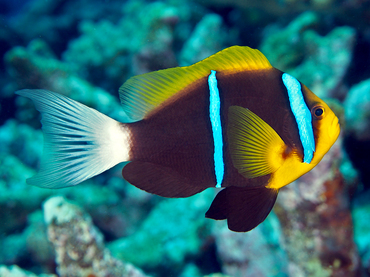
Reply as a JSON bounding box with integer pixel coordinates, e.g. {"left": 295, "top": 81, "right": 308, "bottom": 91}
{"left": 108, "top": 190, "right": 214, "bottom": 273}
{"left": 212, "top": 213, "right": 288, "bottom": 277}
{"left": 43, "top": 196, "right": 149, "bottom": 277}
{"left": 274, "top": 134, "right": 361, "bottom": 276}
{"left": 343, "top": 78, "right": 370, "bottom": 141}
{"left": 260, "top": 12, "right": 355, "bottom": 99}
{"left": 0, "top": 265, "right": 56, "bottom": 277}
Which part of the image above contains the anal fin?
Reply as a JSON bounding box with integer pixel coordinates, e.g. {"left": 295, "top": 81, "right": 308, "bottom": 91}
{"left": 205, "top": 186, "right": 278, "bottom": 232}
{"left": 122, "top": 161, "right": 206, "bottom": 198}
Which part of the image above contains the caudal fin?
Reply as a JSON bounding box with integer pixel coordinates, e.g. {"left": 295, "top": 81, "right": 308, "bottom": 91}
{"left": 16, "top": 89, "right": 130, "bottom": 188}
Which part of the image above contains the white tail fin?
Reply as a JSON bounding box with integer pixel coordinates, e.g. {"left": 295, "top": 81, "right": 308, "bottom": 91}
{"left": 16, "top": 89, "right": 131, "bottom": 188}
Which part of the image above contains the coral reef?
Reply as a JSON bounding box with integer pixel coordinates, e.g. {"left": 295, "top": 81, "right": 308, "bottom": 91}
{"left": 343, "top": 78, "right": 370, "bottom": 141}
{"left": 5, "top": 39, "right": 129, "bottom": 122}
{"left": 1, "top": 0, "right": 370, "bottom": 276}
{"left": 260, "top": 12, "right": 356, "bottom": 99}
{"left": 179, "top": 13, "right": 231, "bottom": 66}
{"left": 260, "top": 12, "right": 319, "bottom": 72}
{"left": 352, "top": 190, "right": 370, "bottom": 274}
{"left": 0, "top": 210, "right": 54, "bottom": 273}
{"left": 62, "top": 0, "right": 189, "bottom": 90}
{"left": 212, "top": 213, "right": 288, "bottom": 277}
{"left": 43, "top": 196, "right": 149, "bottom": 277}
{"left": 108, "top": 190, "right": 215, "bottom": 274}
{"left": 274, "top": 133, "right": 361, "bottom": 276}
{"left": 0, "top": 265, "right": 56, "bottom": 277}
{"left": 195, "top": 0, "right": 370, "bottom": 29}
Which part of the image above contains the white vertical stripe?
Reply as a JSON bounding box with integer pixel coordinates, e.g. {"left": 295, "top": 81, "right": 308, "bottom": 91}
{"left": 282, "top": 73, "right": 315, "bottom": 163}
{"left": 208, "top": 70, "right": 224, "bottom": 188}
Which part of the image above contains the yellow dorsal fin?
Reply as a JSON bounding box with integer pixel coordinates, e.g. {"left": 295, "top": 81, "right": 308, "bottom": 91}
{"left": 119, "top": 46, "right": 272, "bottom": 120}
{"left": 227, "top": 106, "right": 286, "bottom": 179}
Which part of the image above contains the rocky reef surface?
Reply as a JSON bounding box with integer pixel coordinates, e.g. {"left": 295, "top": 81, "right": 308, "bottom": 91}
{"left": 1, "top": 0, "right": 370, "bottom": 276}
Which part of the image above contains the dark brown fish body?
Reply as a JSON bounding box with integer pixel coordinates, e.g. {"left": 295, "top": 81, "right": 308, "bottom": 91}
{"left": 123, "top": 68, "right": 301, "bottom": 196}
{"left": 16, "top": 46, "right": 340, "bottom": 232}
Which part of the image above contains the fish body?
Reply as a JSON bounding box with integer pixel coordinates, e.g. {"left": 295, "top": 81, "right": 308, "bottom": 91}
{"left": 125, "top": 68, "right": 293, "bottom": 191}
{"left": 16, "top": 46, "right": 340, "bottom": 232}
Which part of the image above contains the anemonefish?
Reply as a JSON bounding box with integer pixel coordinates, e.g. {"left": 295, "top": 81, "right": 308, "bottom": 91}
{"left": 16, "top": 46, "right": 340, "bottom": 232}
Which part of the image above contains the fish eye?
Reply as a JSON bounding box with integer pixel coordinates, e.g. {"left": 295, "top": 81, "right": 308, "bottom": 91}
{"left": 312, "top": 106, "right": 324, "bottom": 119}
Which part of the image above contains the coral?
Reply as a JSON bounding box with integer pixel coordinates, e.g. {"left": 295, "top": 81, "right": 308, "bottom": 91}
{"left": 260, "top": 12, "right": 319, "bottom": 71}
{"left": 0, "top": 152, "right": 53, "bottom": 235}
{"left": 62, "top": 178, "right": 157, "bottom": 238}
{"left": 178, "top": 263, "right": 203, "bottom": 277}
{"left": 25, "top": 211, "right": 55, "bottom": 273}
{"left": 4, "top": 39, "right": 69, "bottom": 94}
{"left": 274, "top": 133, "right": 361, "bottom": 276}
{"left": 0, "top": 232, "right": 28, "bottom": 265}
{"left": 43, "top": 196, "right": 149, "bottom": 277}
{"left": 289, "top": 26, "right": 355, "bottom": 99}
{"left": 0, "top": 210, "right": 54, "bottom": 273}
{"left": 5, "top": 39, "right": 130, "bottom": 122}
{"left": 0, "top": 118, "right": 155, "bottom": 267}
{"left": 339, "top": 150, "right": 360, "bottom": 189}
{"left": 204, "top": 274, "right": 232, "bottom": 277}
{"left": 108, "top": 189, "right": 214, "bottom": 273}
{"left": 0, "top": 119, "right": 43, "bottom": 167}
{"left": 9, "top": 0, "right": 127, "bottom": 54}
{"left": 179, "top": 13, "right": 231, "bottom": 66}
{"left": 343, "top": 78, "right": 370, "bottom": 141}
{"left": 352, "top": 190, "right": 370, "bottom": 274}
{"left": 195, "top": 0, "right": 369, "bottom": 29}
{"left": 62, "top": 0, "right": 188, "bottom": 90}
{"left": 260, "top": 12, "right": 356, "bottom": 99}
{"left": 0, "top": 265, "right": 56, "bottom": 277}
{"left": 212, "top": 212, "right": 288, "bottom": 277}
{"left": 343, "top": 79, "right": 370, "bottom": 188}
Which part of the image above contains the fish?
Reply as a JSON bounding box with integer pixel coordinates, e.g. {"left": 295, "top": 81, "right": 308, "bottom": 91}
{"left": 16, "top": 46, "right": 340, "bottom": 232}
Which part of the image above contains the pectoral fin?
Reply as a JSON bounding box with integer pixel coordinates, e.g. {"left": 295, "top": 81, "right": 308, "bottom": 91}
{"left": 205, "top": 186, "right": 278, "bottom": 232}
{"left": 227, "top": 106, "right": 286, "bottom": 179}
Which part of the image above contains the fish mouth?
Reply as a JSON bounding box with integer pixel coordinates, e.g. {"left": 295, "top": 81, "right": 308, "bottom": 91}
{"left": 329, "top": 116, "right": 340, "bottom": 140}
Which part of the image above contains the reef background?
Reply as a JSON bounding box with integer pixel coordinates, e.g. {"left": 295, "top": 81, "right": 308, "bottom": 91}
{"left": 1, "top": 0, "right": 370, "bottom": 276}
